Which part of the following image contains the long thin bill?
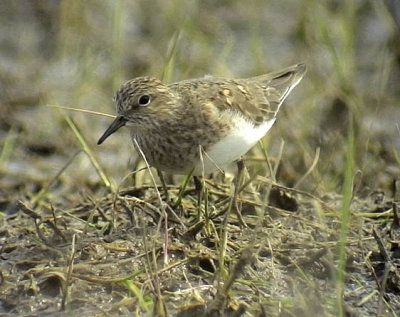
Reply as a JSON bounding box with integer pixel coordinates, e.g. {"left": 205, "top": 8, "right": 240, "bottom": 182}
{"left": 97, "top": 116, "right": 127, "bottom": 145}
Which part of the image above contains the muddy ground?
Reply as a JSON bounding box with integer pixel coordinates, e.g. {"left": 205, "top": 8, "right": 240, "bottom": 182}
{"left": 1, "top": 1, "right": 400, "bottom": 316}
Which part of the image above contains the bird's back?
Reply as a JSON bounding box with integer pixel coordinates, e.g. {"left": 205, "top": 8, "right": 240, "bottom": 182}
{"left": 168, "top": 63, "right": 306, "bottom": 125}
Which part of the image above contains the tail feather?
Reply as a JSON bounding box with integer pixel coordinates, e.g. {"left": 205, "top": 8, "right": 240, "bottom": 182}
{"left": 248, "top": 63, "right": 306, "bottom": 122}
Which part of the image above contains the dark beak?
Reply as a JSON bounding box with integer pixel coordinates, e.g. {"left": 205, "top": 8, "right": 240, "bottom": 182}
{"left": 97, "top": 116, "right": 128, "bottom": 145}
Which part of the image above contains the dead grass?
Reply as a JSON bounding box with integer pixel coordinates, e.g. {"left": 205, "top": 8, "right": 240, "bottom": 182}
{"left": 1, "top": 1, "right": 400, "bottom": 316}
{"left": 2, "top": 177, "right": 399, "bottom": 316}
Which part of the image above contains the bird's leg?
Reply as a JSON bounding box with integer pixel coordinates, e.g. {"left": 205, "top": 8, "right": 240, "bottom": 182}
{"left": 233, "top": 158, "right": 247, "bottom": 227}
{"left": 193, "top": 176, "right": 203, "bottom": 220}
{"left": 157, "top": 169, "right": 169, "bottom": 201}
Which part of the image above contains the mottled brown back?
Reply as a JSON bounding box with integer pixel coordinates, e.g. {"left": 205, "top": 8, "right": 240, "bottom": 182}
{"left": 168, "top": 63, "right": 306, "bottom": 125}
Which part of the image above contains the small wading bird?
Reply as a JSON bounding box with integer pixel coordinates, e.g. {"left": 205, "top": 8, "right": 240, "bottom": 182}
{"left": 98, "top": 64, "right": 306, "bottom": 218}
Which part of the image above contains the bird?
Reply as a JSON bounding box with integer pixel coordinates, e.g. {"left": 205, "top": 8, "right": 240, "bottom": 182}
{"left": 97, "top": 63, "right": 306, "bottom": 176}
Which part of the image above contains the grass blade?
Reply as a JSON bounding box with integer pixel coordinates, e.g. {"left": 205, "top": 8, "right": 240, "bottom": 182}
{"left": 62, "top": 111, "right": 113, "bottom": 190}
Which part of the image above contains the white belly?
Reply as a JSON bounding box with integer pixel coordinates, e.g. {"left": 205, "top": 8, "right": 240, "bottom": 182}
{"left": 193, "top": 114, "right": 275, "bottom": 174}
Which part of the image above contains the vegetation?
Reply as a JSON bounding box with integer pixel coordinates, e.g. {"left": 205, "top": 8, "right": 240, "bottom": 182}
{"left": 1, "top": 1, "right": 399, "bottom": 316}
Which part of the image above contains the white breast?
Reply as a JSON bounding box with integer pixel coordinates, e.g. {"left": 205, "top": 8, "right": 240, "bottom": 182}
{"left": 193, "top": 113, "right": 275, "bottom": 174}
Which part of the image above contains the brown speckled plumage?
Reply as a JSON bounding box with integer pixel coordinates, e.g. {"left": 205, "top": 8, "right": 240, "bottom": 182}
{"left": 98, "top": 63, "right": 306, "bottom": 174}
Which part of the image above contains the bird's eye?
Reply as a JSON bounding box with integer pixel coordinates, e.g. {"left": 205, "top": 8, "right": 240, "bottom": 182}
{"left": 138, "top": 95, "right": 151, "bottom": 106}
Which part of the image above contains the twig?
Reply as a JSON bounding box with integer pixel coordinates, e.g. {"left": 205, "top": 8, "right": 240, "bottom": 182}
{"left": 61, "top": 234, "right": 76, "bottom": 311}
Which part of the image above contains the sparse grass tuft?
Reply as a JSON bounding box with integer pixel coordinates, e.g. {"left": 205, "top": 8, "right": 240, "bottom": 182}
{"left": 1, "top": 1, "right": 399, "bottom": 316}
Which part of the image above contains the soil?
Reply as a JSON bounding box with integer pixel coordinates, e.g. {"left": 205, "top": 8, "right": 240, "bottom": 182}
{"left": 1, "top": 175, "right": 400, "bottom": 316}
{"left": 1, "top": 1, "right": 400, "bottom": 316}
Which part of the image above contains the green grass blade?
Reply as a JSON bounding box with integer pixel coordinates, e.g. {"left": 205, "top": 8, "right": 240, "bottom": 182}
{"left": 336, "top": 117, "right": 355, "bottom": 316}
{"left": 62, "top": 111, "right": 113, "bottom": 190}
